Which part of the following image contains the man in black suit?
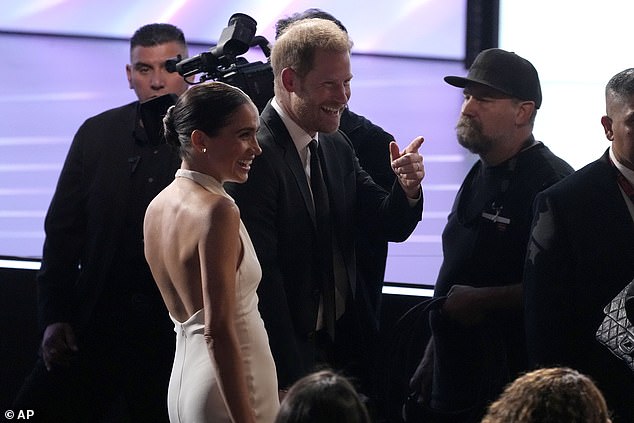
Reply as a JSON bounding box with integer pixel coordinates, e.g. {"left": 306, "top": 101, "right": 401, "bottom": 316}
{"left": 275, "top": 7, "right": 397, "bottom": 324}
{"left": 226, "top": 18, "right": 424, "bottom": 396}
{"left": 524, "top": 68, "right": 634, "bottom": 423}
{"left": 13, "top": 24, "right": 189, "bottom": 422}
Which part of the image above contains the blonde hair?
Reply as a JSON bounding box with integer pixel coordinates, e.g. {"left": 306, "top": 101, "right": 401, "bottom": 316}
{"left": 270, "top": 18, "right": 352, "bottom": 97}
{"left": 482, "top": 367, "right": 611, "bottom": 423}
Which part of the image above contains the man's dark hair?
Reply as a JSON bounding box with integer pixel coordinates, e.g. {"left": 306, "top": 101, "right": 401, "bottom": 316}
{"left": 606, "top": 68, "right": 634, "bottom": 101}
{"left": 130, "top": 23, "right": 186, "bottom": 49}
{"left": 275, "top": 8, "right": 347, "bottom": 39}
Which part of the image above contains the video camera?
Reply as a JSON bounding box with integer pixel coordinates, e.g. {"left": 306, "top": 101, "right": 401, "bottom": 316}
{"left": 166, "top": 13, "right": 274, "bottom": 112}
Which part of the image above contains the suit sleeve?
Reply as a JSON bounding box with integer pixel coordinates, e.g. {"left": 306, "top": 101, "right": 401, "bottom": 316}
{"left": 36, "top": 125, "right": 88, "bottom": 330}
{"left": 340, "top": 109, "right": 396, "bottom": 192}
{"left": 523, "top": 191, "right": 576, "bottom": 367}
{"left": 354, "top": 150, "right": 422, "bottom": 242}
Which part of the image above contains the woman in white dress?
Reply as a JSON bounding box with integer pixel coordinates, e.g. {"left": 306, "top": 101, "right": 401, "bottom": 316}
{"left": 143, "top": 81, "right": 279, "bottom": 423}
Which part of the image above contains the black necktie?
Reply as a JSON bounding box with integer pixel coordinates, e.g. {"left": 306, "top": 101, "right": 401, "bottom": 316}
{"left": 309, "top": 140, "right": 336, "bottom": 339}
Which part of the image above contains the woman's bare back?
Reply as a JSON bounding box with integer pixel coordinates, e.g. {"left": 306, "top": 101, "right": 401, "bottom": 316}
{"left": 144, "top": 176, "right": 240, "bottom": 323}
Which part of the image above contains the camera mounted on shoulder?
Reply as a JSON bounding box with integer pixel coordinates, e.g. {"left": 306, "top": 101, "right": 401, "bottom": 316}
{"left": 166, "top": 13, "right": 274, "bottom": 112}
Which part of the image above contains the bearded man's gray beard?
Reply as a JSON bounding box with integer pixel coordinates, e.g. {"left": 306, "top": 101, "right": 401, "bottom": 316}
{"left": 456, "top": 116, "right": 494, "bottom": 156}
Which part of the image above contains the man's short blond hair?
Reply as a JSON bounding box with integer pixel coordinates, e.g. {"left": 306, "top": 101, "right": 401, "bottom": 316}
{"left": 271, "top": 18, "right": 352, "bottom": 94}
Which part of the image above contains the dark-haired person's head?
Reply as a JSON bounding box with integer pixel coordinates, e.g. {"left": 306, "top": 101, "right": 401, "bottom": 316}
{"left": 164, "top": 81, "right": 255, "bottom": 158}
{"left": 126, "top": 23, "right": 189, "bottom": 102}
{"left": 274, "top": 370, "right": 371, "bottom": 423}
{"left": 601, "top": 68, "right": 634, "bottom": 171}
{"left": 163, "top": 81, "right": 260, "bottom": 183}
{"left": 275, "top": 8, "right": 347, "bottom": 39}
{"left": 130, "top": 23, "right": 187, "bottom": 50}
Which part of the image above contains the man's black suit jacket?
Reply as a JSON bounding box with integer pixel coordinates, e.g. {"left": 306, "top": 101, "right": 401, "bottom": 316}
{"left": 37, "top": 101, "right": 180, "bottom": 332}
{"left": 226, "top": 103, "right": 422, "bottom": 388}
{"left": 524, "top": 150, "right": 634, "bottom": 422}
{"left": 339, "top": 108, "right": 396, "bottom": 320}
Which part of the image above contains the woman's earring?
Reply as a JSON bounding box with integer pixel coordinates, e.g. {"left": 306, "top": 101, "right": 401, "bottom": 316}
{"left": 202, "top": 147, "right": 207, "bottom": 153}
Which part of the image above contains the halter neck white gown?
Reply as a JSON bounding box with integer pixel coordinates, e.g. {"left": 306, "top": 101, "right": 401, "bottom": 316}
{"left": 167, "top": 169, "right": 279, "bottom": 423}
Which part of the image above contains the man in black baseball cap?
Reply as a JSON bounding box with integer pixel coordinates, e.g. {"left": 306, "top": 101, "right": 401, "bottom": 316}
{"left": 437, "top": 48, "right": 548, "bottom": 165}
{"left": 406, "top": 48, "right": 573, "bottom": 422}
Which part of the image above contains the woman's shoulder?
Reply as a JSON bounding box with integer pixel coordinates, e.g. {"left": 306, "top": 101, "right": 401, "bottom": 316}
{"left": 193, "top": 191, "right": 240, "bottom": 231}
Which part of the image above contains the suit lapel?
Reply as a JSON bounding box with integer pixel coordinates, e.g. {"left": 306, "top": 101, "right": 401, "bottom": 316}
{"left": 261, "top": 105, "right": 317, "bottom": 227}
{"left": 595, "top": 153, "right": 634, "bottom": 254}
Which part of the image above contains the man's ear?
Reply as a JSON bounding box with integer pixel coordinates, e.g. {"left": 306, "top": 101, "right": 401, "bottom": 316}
{"left": 515, "top": 101, "right": 535, "bottom": 126}
{"left": 281, "top": 67, "right": 296, "bottom": 92}
{"left": 601, "top": 115, "right": 614, "bottom": 141}
{"left": 126, "top": 64, "right": 133, "bottom": 89}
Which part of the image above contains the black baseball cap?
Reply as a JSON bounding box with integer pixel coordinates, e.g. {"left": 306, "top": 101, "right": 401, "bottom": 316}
{"left": 444, "top": 48, "right": 542, "bottom": 109}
